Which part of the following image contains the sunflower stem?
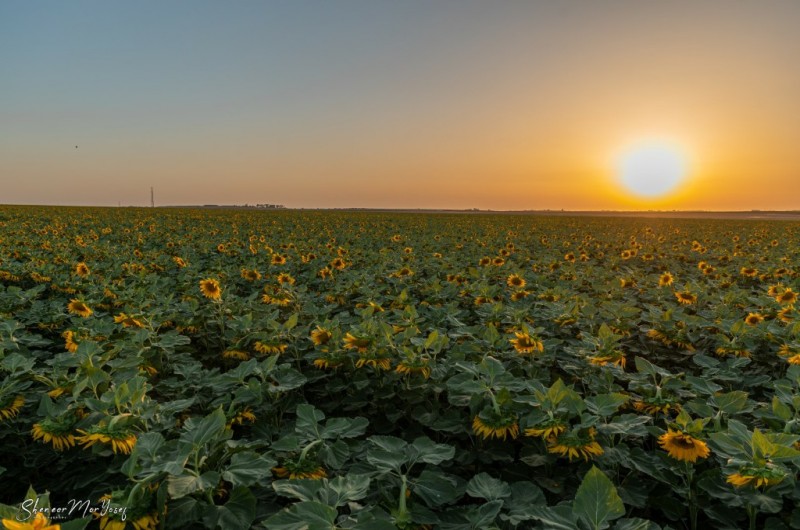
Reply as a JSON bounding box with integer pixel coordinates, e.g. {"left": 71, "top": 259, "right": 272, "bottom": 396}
{"left": 747, "top": 504, "right": 757, "bottom": 530}
{"left": 299, "top": 438, "right": 323, "bottom": 462}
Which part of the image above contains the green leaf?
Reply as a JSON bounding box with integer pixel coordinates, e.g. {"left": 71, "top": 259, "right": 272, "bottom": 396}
{"left": 613, "top": 518, "right": 661, "bottom": 530}
{"left": 409, "top": 436, "right": 455, "bottom": 465}
{"left": 412, "top": 470, "right": 463, "bottom": 507}
{"left": 499, "top": 481, "right": 546, "bottom": 524}
{"left": 60, "top": 518, "right": 92, "bottom": 530}
{"left": 529, "top": 504, "right": 580, "bottom": 529}
{"left": 573, "top": 466, "right": 625, "bottom": 530}
{"left": 710, "top": 391, "right": 750, "bottom": 414}
{"left": 273, "top": 480, "right": 324, "bottom": 502}
{"left": 222, "top": 452, "right": 276, "bottom": 487}
{"left": 586, "top": 393, "right": 630, "bottom": 417}
{"left": 465, "top": 472, "right": 511, "bottom": 501}
{"left": 263, "top": 501, "right": 337, "bottom": 530}
{"left": 167, "top": 471, "right": 220, "bottom": 499}
{"left": 216, "top": 487, "right": 256, "bottom": 530}
{"left": 323, "top": 474, "right": 371, "bottom": 507}
{"left": 295, "top": 404, "right": 325, "bottom": 438}
{"left": 181, "top": 408, "right": 227, "bottom": 447}
{"left": 322, "top": 416, "right": 369, "bottom": 439}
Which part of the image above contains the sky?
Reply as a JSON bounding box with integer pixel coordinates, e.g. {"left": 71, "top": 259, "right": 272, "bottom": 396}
{"left": 2, "top": 1, "right": 799, "bottom": 210}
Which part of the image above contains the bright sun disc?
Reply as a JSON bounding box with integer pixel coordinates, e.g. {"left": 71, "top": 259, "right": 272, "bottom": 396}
{"left": 618, "top": 142, "right": 687, "bottom": 197}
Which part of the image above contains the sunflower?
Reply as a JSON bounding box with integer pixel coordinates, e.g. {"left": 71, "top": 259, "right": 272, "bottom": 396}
{"left": 472, "top": 411, "right": 519, "bottom": 441}
{"left": 62, "top": 330, "right": 80, "bottom": 352}
{"left": 658, "top": 272, "right": 674, "bottom": 287}
{"left": 222, "top": 349, "right": 250, "bottom": 361}
{"left": 330, "top": 257, "right": 346, "bottom": 270}
{"left": 114, "top": 313, "right": 145, "bottom": 328}
{"left": 776, "top": 288, "right": 797, "bottom": 306}
{"left": 395, "top": 361, "right": 431, "bottom": 379}
{"left": 253, "top": 342, "right": 287, "bottom": 355}
{"left": 509, "top": 332, "right": 544, "bottom": 355}
{"left": 76, "top": 427, "right": 137, "bottom": 454}
{"left": 271, "top": 254, "right": 287, "bottom": 265}
{"left": 318, "top": 267, "right": 333, "bottom": 279}
{"left": 310, "top": 327, "right": 332, "bottom": 346}
{"left": 0, "top": 395, "right": 24, "bottom": 421}
{"left": 67, "top": 299, "right": 93, "bottom": 318}
{"left": 674, "top": 291, "right": 697, "bottom": 305}
{"left": 588, "top": 352, "right": 626, "bottom": 368}
{"left": 524, "top": 420, "right": 567, "bottom": 441}
{"left": 199, "top": 278, "right": 221, "bottom": 300}
{"left": 506, "top": 274, "right": 526, "bottom": 289}
{"left": 777, "top": 307, "right": 794, "bottom": 323}
{"left": 633, "top": 399, "right": 680, "bottom": 416}
{"left": 391, "top": 267, "right": 414, "bottom": 278}
{"left": 619, "top": 278, "right": 636, "bottom": 288}
{"left": 272, "top": 465, "right": 327, "bottom": 480}
{"left": 355, "top": 356, "right": 391, "bottom": 370}
{"left": 564, "top": 253, "right": 576, "bottom": 262}
{"left": 726, "top": 466, "right": 786, "bottom": 488}
{"left": 343, "top": 333, "right": 371, "bottom": 353}
{"left": 658, "top": 429, "right": 710, "bottom": 463}
{"left": 228, "top": 408, "right": 256, "bottom": 427}
{"left": 510, "top": 290, "right": 531, "bottom": 301}
{"left": 172, "top": 256, "right": 187, "bottom": 268}
{"left": 786, "top": 354, "right": 800, "bottom": 365}
{"left": 547, "top": 428, "right": 604, "bottom": 461}
{"left": 276, "top": 273, "right": 295, "bottom": 285}
{"left": 744, "top": 312, "right": 764, "bottom": 326}
{"left": 75, "top": 262, "right": 90, "bottom": 277}
{"left": 241, "top": 269, "right": 261, "bottom": 281}
{"left": 2, "top": 512, "right": 61, "bottom": 530}
{"left": 492, "top": 257, "right": 505, "bottom": 266}
{"left": 32, "top": 419, "right": 76, "bottom": 451}
{"left": 740, "top": 267, "right": 759, "bottom": 277}
{"left": 313, "top": 357, "right": 344, "bottom": 370}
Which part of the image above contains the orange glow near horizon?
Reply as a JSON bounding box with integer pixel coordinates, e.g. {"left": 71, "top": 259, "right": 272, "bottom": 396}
{"left": 2, "top": 2, "right": 800, "bottom": 210}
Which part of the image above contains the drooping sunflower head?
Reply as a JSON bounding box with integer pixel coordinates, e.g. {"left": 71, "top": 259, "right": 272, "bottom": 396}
{"left": 524, "top": 418, "right": 567, "bottom": 441}
{"left": 241, "top": 268, "right": 261, "bottom": 281}
{"left": 0, "top": 395, "right": 25, "bottom": 421}
{"left": 727, "top": 465, "right": 787, "bottom": 489}
{"left": 310, "top": 327, "right": 333, "bottom": 346}
{"left": 32, "top": 415, "right": 77, "bottom": 451}
{"left": 343, "top": 332, "right": 371, "bottom": 353}
{"left": 76, "top": 424, "right": 137, "bottom": 454}
{"left": 658, "top": 429, "right": 710, "bottom": 463}
{"left": 547, "top": 427, "right": 604, "bottom": 461}
{"left": 472, "top": 409, "right": 519, "bottom": 441}
{"left": 67, "top": 299, "right": 93, "bottom": 318}
{"left": 199, "top": 278, "right": 222, "bottom": 300}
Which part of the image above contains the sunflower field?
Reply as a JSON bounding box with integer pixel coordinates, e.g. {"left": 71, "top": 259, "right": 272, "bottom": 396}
{"left": 1, "top": 206, "right": 800, "bottom": 530}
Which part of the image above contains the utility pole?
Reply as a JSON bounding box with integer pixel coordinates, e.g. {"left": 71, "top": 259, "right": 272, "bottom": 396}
{"left": 151, "top": 187, "right": 155, "bottom": 208}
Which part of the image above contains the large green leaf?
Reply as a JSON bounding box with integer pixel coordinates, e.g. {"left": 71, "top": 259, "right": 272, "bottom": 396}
{"left": 263, "top": 501, "right": 337, "bottom": 530}
{"left": 216, "top": 487, "right": 256, "bottom": 530}
{"left": 465, "top": 472, "right": 511, "bottom": 501}
{"left": 573, "top": 466, "right": 625, "bottom": 530}
{"left": 222, "top": 452, "right": 276, "bottom": 487}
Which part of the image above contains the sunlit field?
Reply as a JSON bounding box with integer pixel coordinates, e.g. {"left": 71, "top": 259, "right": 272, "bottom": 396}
{"left": 2, "top": 206, "right": 800, "bottom": 529}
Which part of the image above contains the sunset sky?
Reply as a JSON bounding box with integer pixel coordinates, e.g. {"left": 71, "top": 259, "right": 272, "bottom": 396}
{"left": 2, "top": 1, "right": 799, "bottom": 210}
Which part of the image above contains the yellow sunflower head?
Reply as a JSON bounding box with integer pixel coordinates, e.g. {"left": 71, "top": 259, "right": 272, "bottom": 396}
{"left": 199, "top": 278, "right": 222, "bottom": 300}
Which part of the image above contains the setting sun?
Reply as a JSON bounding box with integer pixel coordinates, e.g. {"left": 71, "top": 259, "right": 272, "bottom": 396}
{"left": 617, "top": 142, "right": 688, "bottom": 198}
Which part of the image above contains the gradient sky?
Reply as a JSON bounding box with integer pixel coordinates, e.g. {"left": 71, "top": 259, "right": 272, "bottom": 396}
{"left": 2, "top": 1, "right": 799, "bottom": 210}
